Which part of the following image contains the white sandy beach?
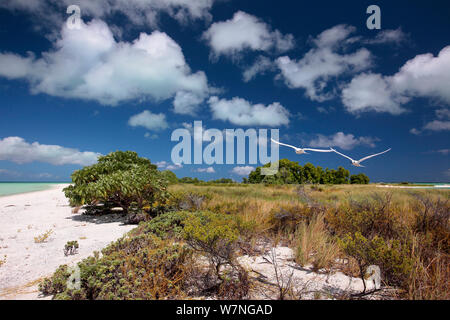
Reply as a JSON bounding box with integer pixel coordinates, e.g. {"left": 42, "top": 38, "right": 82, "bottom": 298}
{"left": 376, "top": 184, "right": 450, "bottom": 189}
{"left": 0, "top": 185, "right": 135, "bottom": 300}
{"left": 238, "top": 247, "right": 382, "bottom": 299}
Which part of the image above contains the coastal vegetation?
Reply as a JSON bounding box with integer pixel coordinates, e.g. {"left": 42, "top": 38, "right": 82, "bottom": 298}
{"left": 63, "top": 241, "right": 79, "bottom": 256}
{"left": 39, "top": 152, "right": 449, "bottom": 300}
{"left": 246, "top": 159, "right": 360, "bottom": 185}
{"left": 174, "top": 160, "right": 369, "bottom": 186}
{"left": 34, "top": 229, "right": 53, "bottom": 243}
{"left": 63, "top": 151, "right": 169, "bottom": 222}
{"left": 0, "top": 255, "right": 6, "bottom": 267}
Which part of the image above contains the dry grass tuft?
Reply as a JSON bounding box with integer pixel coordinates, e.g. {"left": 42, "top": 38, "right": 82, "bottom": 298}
{"left": 295, "top": 213, "right": 340, "bottom": 271}
{"left": 34, "top": 229, "right": 53, "bottom": 243}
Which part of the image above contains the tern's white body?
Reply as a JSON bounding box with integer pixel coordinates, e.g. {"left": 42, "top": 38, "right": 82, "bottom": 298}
{"left": 331, "top": 148, "right": 391, "bottom": 167}
{"left": 352, "top": 161, "right": 364, "bottom": 167}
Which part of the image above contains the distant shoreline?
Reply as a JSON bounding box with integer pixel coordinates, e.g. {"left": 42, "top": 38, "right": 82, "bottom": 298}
{"left": 376, "top": 184, "right": 450, "bottom": 189}
{"left": 0, "top": 182, "right": 71, "bottom": 198}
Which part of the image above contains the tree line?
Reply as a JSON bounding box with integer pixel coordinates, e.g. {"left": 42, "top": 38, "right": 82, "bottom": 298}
{"left": 164, "top": 158, "right": 369, "bottom": 185}
{"left": 243, "top": 159, "right": 369, "bottom": 185}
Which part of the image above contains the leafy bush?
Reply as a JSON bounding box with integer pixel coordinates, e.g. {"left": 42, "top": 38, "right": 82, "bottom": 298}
{"left": 183, "top": 211, "right": 248, "bottom": 279}
{"left": 339, "top": 232, "right": 413, "bottom": 290}
{"left": 64, "top": 151, "right": 168, "bottom": 220}
{"left": 39, "top": 233, "right": 192, "bottom": 300}
{"left": 39, "top": 265, "right": 72, "bottom": 296}
{"left": 350, "top": 173, "right": 370, "bottom": 185}
{"left": 135, "top": 211, "right": 188, "bottom": 240}
{"left": 64, "top": 241, "right": 79, "bottom": 256}
{"left": 326, "top": 194, "right": 401, "bottom": 240}
{"left": 412, "top": 195, "right": 449, "bottom": 251}
{"left": 209, "top": 178, "right": 235, "bottom": 184}
{"left": 178, "top": 177, "right": 202, "bottom": 184}
{"left": 161, "top": 170, "right": 179, "bottom": 185}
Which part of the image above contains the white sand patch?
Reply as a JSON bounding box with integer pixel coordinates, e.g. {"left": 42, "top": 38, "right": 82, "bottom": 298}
{"left": 238, "top": 246, "right": 379, "bottom": 299}
{"left": 0, "top": 185, "right": 135, "bottom": 300}
{"left": 376, "top": 184, "right": 450, "bottom": 189}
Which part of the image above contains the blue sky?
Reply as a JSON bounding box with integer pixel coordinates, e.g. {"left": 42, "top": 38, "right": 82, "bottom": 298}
{"left": 0, "top": 0, "right": 449, "bottom": 182}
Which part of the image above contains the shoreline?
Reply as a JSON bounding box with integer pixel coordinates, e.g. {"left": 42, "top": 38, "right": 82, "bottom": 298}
{"left": 376, "top": 184, "right": 450, "bottom": 189}
{"left": 0, "top": 183, "right": 71, "bottom": 198}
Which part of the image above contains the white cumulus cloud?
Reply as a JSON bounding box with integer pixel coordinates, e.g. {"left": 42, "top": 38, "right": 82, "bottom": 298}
{"left": 276, "top": 25, "right": 372, "bottom": 102}
{"left": 173, "top": 91, "right": 206, "bottom": 115}
{"left": 423, "top": 121, "right": 450, "bottom": 132}
{"left": 308, "top": 132, "right": 378, "bottom": 150}
{"left": 208, "top": 96, "right": 290, "bottom": 127}
{"left": 155, "top": 161, "right": 182, "bottom": 171}
{"left": 203, "top": 11, "right": 294, "bottom": 58}
{"left": 242, "top": 56, "right": 275, "bottom": 82}
{"left": 342, "top": 46, "right": 450, "bottom": 115}
{"left": 128, "top": 110, "right": 168, "bottom": 131}
{"left": 196, "top": 167, "right": 215, "bottom": 173}
{"left": 0, "top": 137, "right": 100, "bottom": 165}
{"left": 364, "top": 28, "right": 408, "bottom": 45}
{"left": 0, "top": 19, "right": 210, "bottom": 106}
{"left": 342, "top": 73, "right": 408, "bottom": 115}
{"left": 410, "top": 108, "right": 450, "bottom": 134}
{"left": 231, "top": 166, "right": 255, "bottom": 176}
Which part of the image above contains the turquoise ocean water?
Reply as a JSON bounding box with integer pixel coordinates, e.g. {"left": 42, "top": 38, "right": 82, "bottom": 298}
{"left": 0, "top": 182, "right": 68, "bottom": 197}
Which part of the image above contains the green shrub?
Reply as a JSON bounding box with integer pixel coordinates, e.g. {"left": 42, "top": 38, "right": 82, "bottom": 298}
{"left": 247, "top": 159, "right": 353, "bottom": 185}
{"left": 39, "top": 265, "right": 71, "bottom": 296}
{"left": 64, "top": 241, "right": 79, "bottom": 256}
{"left": 39, "top": 233, "right": 192, "bottom": 300}
{"left": 350, "top": 173, "right": 370, "bottom": 184}
{"left": 161, "top": 170, "right": 179, "bottom": 185}
{"left": 413, "top": 195, "right": 450, "bottom": 252}
{"left": 183, "top": 211, "right": 248, "bottom": 279}
{"left": 134, "top": 211, "right": 188, "bottom": 240}
{"left": 339, "top": 232, "right": 413, "bottom": 290}
{"left": 178, "top": 177, "right": 202, "bottom": 184}
{"left": 326, "top": 194, "right": 401, "bottom": 239}
{"left": 64, "top": 151, "right": 168, "bottom": 220}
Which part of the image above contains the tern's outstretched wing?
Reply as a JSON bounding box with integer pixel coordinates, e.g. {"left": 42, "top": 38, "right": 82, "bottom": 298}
{"left": 303, "top": 148, "right": 334, "bottom": 153}
{"left": 359, "top": 149, "right": 391, "bottom": 163}
{"left": 271, "top": 139, "right": 300, "bottom": 151}
{"left": 331, "top": 148, "right": 355, "bottom": 162}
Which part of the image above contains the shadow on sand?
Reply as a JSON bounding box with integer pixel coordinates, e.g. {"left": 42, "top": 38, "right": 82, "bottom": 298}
{"left": 67, "top": 212, "right": 129, "bottom": 225}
